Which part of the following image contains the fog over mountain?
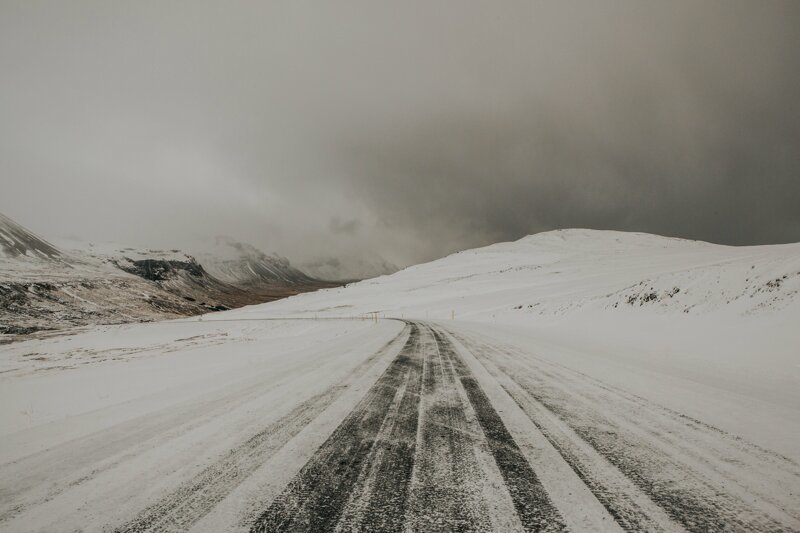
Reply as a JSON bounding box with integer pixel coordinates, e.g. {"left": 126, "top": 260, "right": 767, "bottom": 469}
{"left": 2, "top": 1, "right": 799, "bottom": 278}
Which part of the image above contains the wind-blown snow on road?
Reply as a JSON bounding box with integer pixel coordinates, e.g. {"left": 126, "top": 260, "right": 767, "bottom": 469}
{"left": 1, "top": 230, "right": 799, "bottom": 531}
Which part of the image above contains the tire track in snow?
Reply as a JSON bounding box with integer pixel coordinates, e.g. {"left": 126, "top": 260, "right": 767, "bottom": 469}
{"left": 0, "top": 328, "right": 407, "bottom": 527}
{"left": 513, "top": 373, "right": 790, "bottom": 531}
{"left": 117, "top": 388, "right": 342, "bottom": 532}
{"left": 331, "top": 335, "right": 422, "bottom": 532}
{"left": 430, "top": 327, "right": 567, "bottom": 532}
{"left": 250, "top": 324, "right": 424, "bottom": 532}
{"left": 251, "top": 322, "right": 567, "bottom": 532}
{"left": 449, "top": 328, "right": 800, "bottom": 532}
{"left": 113, "top": 327, "right": 410, "bottom": 532}
{"left": 400, "top": 324, "right": 493, "bottom": 531}
{"left": 453, "top": 333, "right": 680, "bottom": 532}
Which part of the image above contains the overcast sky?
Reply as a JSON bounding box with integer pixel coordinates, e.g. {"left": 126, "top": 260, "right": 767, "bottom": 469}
{"left": 2, "top": 1, "right": 799, "bottom": 278}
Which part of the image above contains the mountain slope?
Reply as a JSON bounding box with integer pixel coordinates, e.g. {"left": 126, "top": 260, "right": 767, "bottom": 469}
{"left": 0, "top": 213, "right": 63, "bottom": 260}
{"left": 0, "top": 215, "right": 335, "bottom": 339}
{"left": 194, "top": 237, "right": 340, "bottom": 300}
{"left": 0, "top": 222, "right": 216, "bottom": 336}
{"left": 199, "top": 237, "right": 317, "bottom": 287}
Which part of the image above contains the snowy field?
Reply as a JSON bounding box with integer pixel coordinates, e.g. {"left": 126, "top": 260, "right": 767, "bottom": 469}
{"left": 1, "top": 230, "right": 799, "bottom": 531}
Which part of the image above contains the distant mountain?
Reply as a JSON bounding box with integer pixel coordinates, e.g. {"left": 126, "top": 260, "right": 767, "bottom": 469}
{"left": 0, "top": 223, "right": 204, "bottom": 337}
{"left": 198, "top": 236, "right": 319, "bottom": 287}
{"left": 0, "top": 214, "right": 337, "bottom": 340}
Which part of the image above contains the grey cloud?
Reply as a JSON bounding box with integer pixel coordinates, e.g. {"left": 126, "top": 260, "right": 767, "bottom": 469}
{"left": 303, "top": 257, "right": 341, "bottom": 270}
{"left": 328, "top": 217, "right": 361, "bottom": 236}
{"left": 329, "top": 1, "right": 800, "bottom": 260}
{"left": 1, "top": 1, "right": 798, "bottom": 278}
{"left": 301, "top": 253, "right": 398, "bottom": 282}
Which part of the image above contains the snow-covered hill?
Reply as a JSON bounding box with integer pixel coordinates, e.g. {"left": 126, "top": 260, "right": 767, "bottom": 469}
{"left": 0, "top": 213, "right": 63, "bottom": 261}
{"left": 233, "top": 229, "right": 800, "bottom": 320}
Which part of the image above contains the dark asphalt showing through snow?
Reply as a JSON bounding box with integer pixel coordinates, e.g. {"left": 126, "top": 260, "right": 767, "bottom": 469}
{"left": 250, "top": 322, "right": 565, "bottom": 532}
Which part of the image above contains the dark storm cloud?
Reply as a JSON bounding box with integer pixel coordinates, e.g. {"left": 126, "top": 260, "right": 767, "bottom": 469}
{"left": 339, "top": 94, "right": 800, "bottom": 258}
{"left": 1, "top": 1, "right": 799, "bottom": 277}
{"left": 330, "top": 2, "right": 800, "bottom": 260}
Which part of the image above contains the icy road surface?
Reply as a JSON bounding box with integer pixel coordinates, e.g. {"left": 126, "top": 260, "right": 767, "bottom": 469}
{"left": 1, "top": 318, "right": 798, "bottom": 532}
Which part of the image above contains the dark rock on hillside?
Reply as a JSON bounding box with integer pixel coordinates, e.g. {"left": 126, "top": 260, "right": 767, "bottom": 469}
{"left": 116, "top": 258, "right": 206, "bottom": 281}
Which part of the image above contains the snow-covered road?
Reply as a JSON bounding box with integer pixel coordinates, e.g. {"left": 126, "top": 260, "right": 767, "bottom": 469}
{"left": 1, "top": 317, "right": 798, "bottom": 532}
